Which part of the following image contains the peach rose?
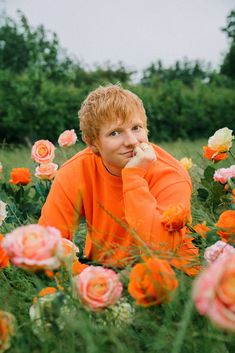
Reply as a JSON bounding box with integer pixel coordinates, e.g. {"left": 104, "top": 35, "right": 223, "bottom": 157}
{"left": 215, "top": 210, "right": 235, "bottom": 242}
{"left": 204, "top": 241, "right": 235, "bottom": 264}
{"left": 58, "top": 129, "right": 77, "bottom": 147}
{"left": 213, "top": 165, "right": 235, "bottom": 184}
{"left": 193, "top": 253, "right": 235, "bottom": 331}
{"left": 31, "top": 140, "right": 55, "bottom": 164}
{"left": 208, "top": 127, "right": 234, "bottom": 152}
{"left": 161, "top": 204, "right": 190, "bottom": 232}
{"left": 0, "top": 311, "right": 16, "bottom": 353}
{"left": 61, "top": 238, "right": 80, "bottom": 268}
{"left": 35, "top": 163, "right": 58, "bottom": 180}
{"left": 179, "top": 157, "right": 193, "bottom": 171}
{"left": 73, "top": 266, "right": 123, "bottom": 311}
{"left": 3, "top": 224, "right": 63, "bottom": 271}
{"left": 128, "top": 257, "right": 178, "bottom": 307}
{"left": 9, "top": 168, "right": 31, "bottom": 185}
{"left": 0, "top": 234, "right": 9, "bottom": 268}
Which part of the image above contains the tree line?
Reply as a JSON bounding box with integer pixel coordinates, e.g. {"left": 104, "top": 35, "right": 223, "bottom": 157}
{"left": 0, "top": 9, "right": 234, "bottom": 144}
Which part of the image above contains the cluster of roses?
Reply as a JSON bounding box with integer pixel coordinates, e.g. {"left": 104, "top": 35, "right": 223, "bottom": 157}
{"left": 0, "top": 129, "right": 77, "bottom": 189}
{"left": 0, "top": 202, "right": 196, "bottom": 348}
{"left": 31, "top": 129, "right": 77, "bottom": 181}
{"left": 192, "top": 127, "right": 235, "bottom": 332}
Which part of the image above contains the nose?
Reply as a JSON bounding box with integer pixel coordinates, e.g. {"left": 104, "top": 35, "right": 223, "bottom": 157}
{"left": 123, "top": 130, "right": 139, "bottom": 146}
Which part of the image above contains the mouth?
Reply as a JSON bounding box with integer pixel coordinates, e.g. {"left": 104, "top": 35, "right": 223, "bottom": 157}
{"left": 120, "top": 151, "right": 134, "bottom": 158}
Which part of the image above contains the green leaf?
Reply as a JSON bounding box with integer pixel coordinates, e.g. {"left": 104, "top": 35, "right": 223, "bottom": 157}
{"left": 197, "top": 188, "right": 209, "bottom": 201}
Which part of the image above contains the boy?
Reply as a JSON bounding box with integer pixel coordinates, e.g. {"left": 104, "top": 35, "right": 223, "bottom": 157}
{"left": 39, "top": 84, "right": 198, "bottom": 271}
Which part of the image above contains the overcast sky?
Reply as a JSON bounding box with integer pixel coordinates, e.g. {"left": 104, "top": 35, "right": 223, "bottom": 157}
{"left": 2, "top": 0, "right": 235, "bottom": 74}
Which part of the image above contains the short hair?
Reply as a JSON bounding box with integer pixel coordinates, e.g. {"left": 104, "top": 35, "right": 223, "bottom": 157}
{"left": 79, "top": 84, "right": 147, "bottom": 143}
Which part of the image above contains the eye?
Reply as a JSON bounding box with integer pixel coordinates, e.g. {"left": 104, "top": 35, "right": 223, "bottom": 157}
{"left": 132, "top": 125, "right": 142, "bottom": 131}
{"left": 109, "top": 131, "right": 120, "bottom": 137}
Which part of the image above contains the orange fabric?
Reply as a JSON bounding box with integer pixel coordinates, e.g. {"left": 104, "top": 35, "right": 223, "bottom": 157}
{"left": 38, "top": 144, "right": 197, "bottom": 268}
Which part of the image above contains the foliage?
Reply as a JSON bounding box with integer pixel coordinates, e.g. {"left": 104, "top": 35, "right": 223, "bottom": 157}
{"left": 0, "top": 135, "right": 235, "bottom": 353}
{"left": 141, "top": 59, "right": 211, "bottom": 87}
{"left": 221, "top": 9, "right": 235, "bottom": 79}
{"left": 0, "top": 11, "right": 235, "bottom": 144}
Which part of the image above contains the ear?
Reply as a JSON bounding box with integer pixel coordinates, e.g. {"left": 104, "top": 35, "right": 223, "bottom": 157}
{"left": 82, "top": 134, "right": 99, "bottom": 154}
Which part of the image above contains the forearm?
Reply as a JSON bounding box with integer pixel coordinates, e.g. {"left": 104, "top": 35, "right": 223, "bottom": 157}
{"left": 122, "top": 167, "right": 191, "bottom": 251}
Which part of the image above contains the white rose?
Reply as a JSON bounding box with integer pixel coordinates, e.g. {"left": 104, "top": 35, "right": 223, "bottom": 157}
{"left": 0, "top": 200, "right": 7, "bottom": 226}
{"left": 208, "top": 127, "right": 234, "bottom": 152}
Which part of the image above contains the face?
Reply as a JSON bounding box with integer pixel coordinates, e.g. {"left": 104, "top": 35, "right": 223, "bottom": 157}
{"left": 93, "top": 111, "right": 148, "bottom": 176}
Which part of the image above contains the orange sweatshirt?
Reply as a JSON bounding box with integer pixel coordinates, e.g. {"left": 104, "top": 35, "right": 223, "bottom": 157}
{"left": 39, "top": 144, "right": 198, "bottom": 270}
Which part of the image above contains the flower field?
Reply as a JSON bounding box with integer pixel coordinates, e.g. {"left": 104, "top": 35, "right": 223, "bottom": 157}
{"left": 0, "top": 128, "right": 235, "bottom": 353}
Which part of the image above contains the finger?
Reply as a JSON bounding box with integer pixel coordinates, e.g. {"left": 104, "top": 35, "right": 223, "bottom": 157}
{"left": 134, "top": 145, "right": 145, "bottom": 156}
{"left": 139, "top": 143, "right": 150, "bottom": 151}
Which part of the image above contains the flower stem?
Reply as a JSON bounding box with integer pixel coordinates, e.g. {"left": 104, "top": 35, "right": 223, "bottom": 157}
{"left": 229, "top": 150, "right": 235, "bottom": 161}
{"left": 170, "top": 297, "right": 194, "bottom": 353}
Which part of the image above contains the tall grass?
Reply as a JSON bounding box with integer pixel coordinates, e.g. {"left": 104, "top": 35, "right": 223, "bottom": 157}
{"left": 0, "top": 140, "right": 234, "bottom": 353}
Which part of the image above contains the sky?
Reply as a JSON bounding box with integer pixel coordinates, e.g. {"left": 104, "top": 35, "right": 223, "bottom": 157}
{"left": 1, "top": 0, "right": 235, "bottom": 75}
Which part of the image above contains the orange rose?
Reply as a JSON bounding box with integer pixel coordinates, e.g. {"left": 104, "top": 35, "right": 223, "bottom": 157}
{"left": 203, "top": 146, "right": 228, "bottom": 162}
{"left": 39, "top": 287, "right": 57, "bottom": 297}
{"left": 193, "top": 222, "right": 211, "bottom": 239}
{"left": 9, "top": 168, "right": 31, "bottom": 185}
{"left": 72, "top": 260, "right": 89, "bottom": 276}
{"left": 0, "top": 311, "right": 16, "bottom": 353}
{"left": 128, "top": 257, "right": 178, "bottom": 307}
{"left": 33, "top": 287, "right": 57, "bottom": 304}
{"left": 161, "top": 204, "right": 190, "bottom": 232}
{"left": 0, "top": 234, "right": 9, "bottom": 268}
{"left": 215, "top": 210, "right": 235, "bottom": 242}
{"left": 170, "top": 236, "right": 201, "bottom": 276}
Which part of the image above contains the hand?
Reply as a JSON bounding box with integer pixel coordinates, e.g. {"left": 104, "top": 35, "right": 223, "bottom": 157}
{"left": 125, "top": 143, "right": 157, "bottom": 170}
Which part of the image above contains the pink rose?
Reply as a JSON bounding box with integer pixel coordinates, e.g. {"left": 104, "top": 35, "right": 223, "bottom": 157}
{"left": 204, "top": 241, "right": 235, "bottom": 264}
{"left": 73, "top": 266, "right": 123, "bottom": 311}
{"left": 35, "top": 163, "right": 58, "bottom": 180}
{"left": 3, "top": 224, "right": 63, "bottom": 271}
{"left": 193, "top": 253, "right": 235, "bottom": 331}
{"left": 0, "top": 162, "right": 2, "bottom": 173}
{"left": 31, "top": 140, "right": 55, "bottom": 164}
{"left": 58, "top": 129, "right": 77, "bottom": 147}
{"left": 213, "top": 165, "right": 235, "bottom": 184}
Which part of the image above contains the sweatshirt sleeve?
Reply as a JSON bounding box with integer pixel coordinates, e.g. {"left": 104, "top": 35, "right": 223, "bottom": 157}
{"left": 38, "top": 175, "right": 82, "bottom": 240}
{"left": 121, "top": 166, "right": 192, "bottom": 251}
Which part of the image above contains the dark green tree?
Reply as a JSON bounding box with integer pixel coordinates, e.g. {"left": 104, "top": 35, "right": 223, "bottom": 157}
{"left": 0, "top": 11, "right": 73, "bottom": 82}
{"left": 141, "top": 59, "right": 210, "bottom": 87}
{"left": 220, "top": 9, "right": 235, "bottom": 79}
